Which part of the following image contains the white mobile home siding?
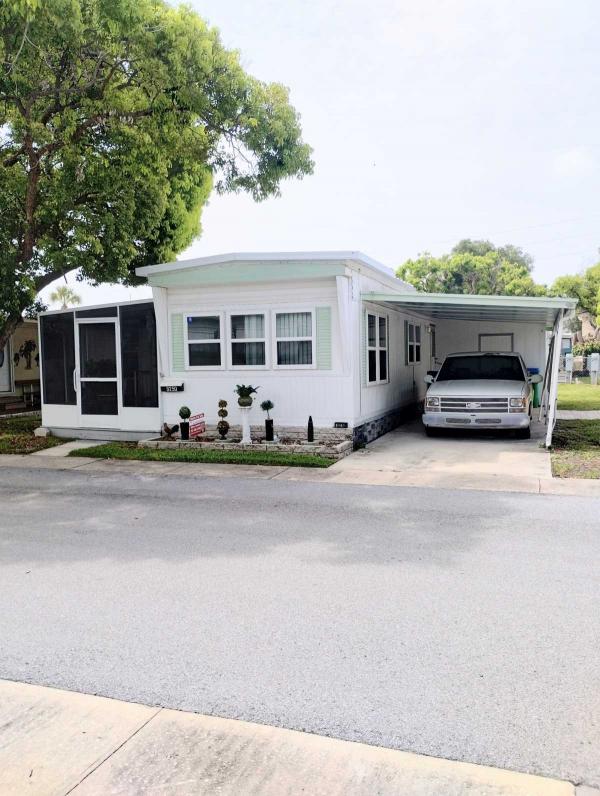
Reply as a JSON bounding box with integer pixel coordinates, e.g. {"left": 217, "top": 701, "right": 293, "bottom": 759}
{"left": 160, "top": 278, "right": 354, "bottom": 429}
{"left": 438, "top": 319, "right": 548, "bottom": 372}
{"left": 353, "top": 271, "right": 425, "bottom": 426}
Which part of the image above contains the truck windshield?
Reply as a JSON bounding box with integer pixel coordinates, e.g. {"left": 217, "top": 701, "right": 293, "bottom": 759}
{"left": 437, "top": 355, "right": 525, "bottom": 381}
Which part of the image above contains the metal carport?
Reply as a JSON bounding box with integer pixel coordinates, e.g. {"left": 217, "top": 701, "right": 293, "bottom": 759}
{"left": 361, "top": 292, "right": 577, "bottom": 447}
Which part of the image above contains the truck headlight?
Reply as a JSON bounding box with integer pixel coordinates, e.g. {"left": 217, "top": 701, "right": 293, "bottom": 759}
{"left": 426, "top": 396, "right": 440, "bottom": 411}
{"left": 509, "top": 397, "right": 526, "bottom": 411}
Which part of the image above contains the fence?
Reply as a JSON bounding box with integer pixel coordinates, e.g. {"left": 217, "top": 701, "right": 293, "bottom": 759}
{"left": 559, "top": 354, "right": 600, "bottom": 384}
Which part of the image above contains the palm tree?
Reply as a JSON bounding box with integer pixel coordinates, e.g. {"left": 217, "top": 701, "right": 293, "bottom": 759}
{"left": 50, "top": 285, "right": 82, "bottom": 310}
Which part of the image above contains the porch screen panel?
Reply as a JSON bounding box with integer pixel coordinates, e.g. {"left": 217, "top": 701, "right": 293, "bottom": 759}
{"left": 40, "top": 312, "right": 76, "bottom": 405}
{"left": 119, "top": 303, "right": 158, "bottom": 407}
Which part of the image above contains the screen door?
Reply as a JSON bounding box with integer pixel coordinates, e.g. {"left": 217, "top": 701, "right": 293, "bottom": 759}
{"left": 76, "top": 320, "right": 120, "bottom": 427}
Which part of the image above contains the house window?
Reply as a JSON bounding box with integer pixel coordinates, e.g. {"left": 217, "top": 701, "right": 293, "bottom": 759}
{"left": 231, "top": 314, "right": 266, "bottom": 367}
{"left": 186, "top": 315, "right": 222, "bottom": 367}
{"left": 275, "top": 311, "right": 313, "bottom": 366}
{"left": 367, "top": 313, "right": 388, "bottom": 383}
{"left": 406, "top": 321, "right": 421, "bottom": 364}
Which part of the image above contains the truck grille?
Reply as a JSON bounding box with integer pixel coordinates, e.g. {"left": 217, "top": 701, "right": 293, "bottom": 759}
{"left": 440, "top": 397, "right": 509, "bottom": 413}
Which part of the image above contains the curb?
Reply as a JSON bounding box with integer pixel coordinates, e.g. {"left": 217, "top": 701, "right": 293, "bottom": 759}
{"left": 0, "top": 679, "right": 578, "bottom": 796}
{"left": 3, "top": 452, "right": 600, "bottom": 496}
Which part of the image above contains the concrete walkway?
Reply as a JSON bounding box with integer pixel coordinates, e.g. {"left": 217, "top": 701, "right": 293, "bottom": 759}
{"left": 31, "top": 440, "right": 105, "bottom": 457}
{"left": 0, "top": 679, "right": 582, "bottom": 796}
{"left": 556, "top": 410, "right": 600, "bottom": 420}
{"left": 2, "top": 450, "right": 600, "bottom": 495}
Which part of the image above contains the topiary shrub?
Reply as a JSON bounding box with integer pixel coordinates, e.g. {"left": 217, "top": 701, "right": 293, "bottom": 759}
{"left": 217, "top": 399, "right": 229, "bottom": 439}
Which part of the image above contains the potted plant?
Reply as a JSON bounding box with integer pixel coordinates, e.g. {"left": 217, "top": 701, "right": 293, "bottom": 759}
{"left": 234, "top": 384, "right": 259, "bottom": 407}
{"left": 217, "top": 399, "right": 230, "bottom": 440}
{"left": 179, "top": 405, "right": 191, "bottom": 440}
{"left": 261, "top": 400, "right": 275, "bottom": 441}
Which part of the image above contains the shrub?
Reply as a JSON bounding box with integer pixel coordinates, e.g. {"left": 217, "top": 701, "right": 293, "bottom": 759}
{"left": 572, "top": 341, "right": 600, "bottom": 356}
{"left": 260, "top": 399, "right": 274, "bottom": 418}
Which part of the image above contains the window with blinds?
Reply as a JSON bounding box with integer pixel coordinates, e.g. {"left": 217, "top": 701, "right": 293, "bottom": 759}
{"left": 186, "top": 315, "right": 222, "bottom": 367}
{"left": 406, "top": 321, "right": 421, "bottom": 364}
{"left": 275, "top": 311, "right": 313, "bottom": 366}
{"left": 367, "top": 312, "right": 388, "bottom": 383}
{"left": 230, "top": 314, "right": 266, "bottom": 366}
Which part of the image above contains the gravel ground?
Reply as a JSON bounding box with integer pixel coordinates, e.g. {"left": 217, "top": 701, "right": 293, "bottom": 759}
{"left": 0, "top": 466, "right": 599, "bottom": 788}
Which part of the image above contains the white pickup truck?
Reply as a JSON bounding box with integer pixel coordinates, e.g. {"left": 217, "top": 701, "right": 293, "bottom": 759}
{"left": 422, "top": 352, "right": 543, "bottom": 439}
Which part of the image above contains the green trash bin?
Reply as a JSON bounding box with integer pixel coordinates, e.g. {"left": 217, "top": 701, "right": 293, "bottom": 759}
{"left": 528, "top": 368, "right": 541, "bottom": 408}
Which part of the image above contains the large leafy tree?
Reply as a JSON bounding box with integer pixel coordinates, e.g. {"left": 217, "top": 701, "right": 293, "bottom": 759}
{"left": 397, "top": 239, "right": 545, "bottom": 296}
{"left": 550, "top": 261, "right": 600, "bottom": 339}
{"left": 0, "top": 0, "right": 313, "bottom": 347}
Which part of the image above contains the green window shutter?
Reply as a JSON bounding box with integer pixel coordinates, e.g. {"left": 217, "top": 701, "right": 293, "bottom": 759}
{"left": 171, "top": 313, "right": 185, "bottom": 372}
{"left": 315, "top": 306, "right": 332, "bottom": 370}
{"left": 404, "top": 319, "right": 409, "bottom": 366}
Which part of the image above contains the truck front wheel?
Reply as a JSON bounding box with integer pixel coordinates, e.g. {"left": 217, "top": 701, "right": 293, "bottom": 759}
{"left": 516, "top": 426, "right": 531, "bottom": 440}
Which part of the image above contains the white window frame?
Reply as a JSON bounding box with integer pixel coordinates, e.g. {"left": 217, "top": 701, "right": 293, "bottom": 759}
{"left": 272, "top": 309, "right": 315, "bottom": 370}
{"left": 184, "top": 312, "right": 225, "bottom": 370}
{"left": 406, "top": 320, "right": 422, "bottom": 365}
{"left": 367, "top": 312, "right": 389, "bottom": 385}
{"left": 227, "top": 310, "right": 268, "bottom": 370}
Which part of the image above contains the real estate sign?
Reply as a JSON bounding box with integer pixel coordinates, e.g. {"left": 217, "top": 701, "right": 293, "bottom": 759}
{"left": 190, "top": 413, "right": 206, "bottom": 438}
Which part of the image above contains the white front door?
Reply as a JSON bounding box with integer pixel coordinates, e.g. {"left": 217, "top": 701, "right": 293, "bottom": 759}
{"left": 0, "top": 344, "right": 11, "bottom": 392}
{"left": 75, "top": 319, "right": 121, "bottom": 428}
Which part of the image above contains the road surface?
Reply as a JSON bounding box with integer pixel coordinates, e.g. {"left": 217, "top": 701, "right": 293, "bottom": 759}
{"left": 0, "top": 465, "right": 598, "bottom": 788}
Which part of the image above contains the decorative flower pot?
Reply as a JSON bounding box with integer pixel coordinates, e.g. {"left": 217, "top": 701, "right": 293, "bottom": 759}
{"left": 217, "top": 421, "right": 230, "bottom": 440}
{"left": 238, "top": 396, "right": 253, "bottom": 407}
{"left": 180, "top": 421, "right": 189, "bottom": 441}
{"left": 265, "top": 418, "right": 274, "bottom": 441}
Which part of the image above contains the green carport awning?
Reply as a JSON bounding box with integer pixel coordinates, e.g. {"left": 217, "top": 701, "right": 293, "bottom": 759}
{"left": 361, "top": 292, "right": 576, "bottom": 324}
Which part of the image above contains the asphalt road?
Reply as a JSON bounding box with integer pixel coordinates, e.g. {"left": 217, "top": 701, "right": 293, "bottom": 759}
{"left": 0, "top": 466, "right": 599, "bottom": 788}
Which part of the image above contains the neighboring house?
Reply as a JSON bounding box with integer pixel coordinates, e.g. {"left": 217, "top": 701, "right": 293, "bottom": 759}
{"left": 0, "top": 319, "right": 40, "bottom": 412}
{"left": 38, "top": 252, "right": 575, "bottom": 447}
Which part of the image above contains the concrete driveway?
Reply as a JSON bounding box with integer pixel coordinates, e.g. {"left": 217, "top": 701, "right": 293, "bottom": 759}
{"left": 332, "top": 419, "right": 550, "bottom": 483}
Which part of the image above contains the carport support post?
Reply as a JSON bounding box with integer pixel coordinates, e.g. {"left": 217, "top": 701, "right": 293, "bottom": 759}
{"left": 545, "top": 309, "right": 564, "bottom": 448}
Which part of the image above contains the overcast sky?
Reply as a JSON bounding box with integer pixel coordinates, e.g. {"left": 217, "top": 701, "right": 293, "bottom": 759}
{"left": 42, "top": 0, "right": 600, "bottom": 307}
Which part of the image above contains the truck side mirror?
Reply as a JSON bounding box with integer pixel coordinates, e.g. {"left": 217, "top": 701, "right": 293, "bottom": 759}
{"left": 529, "top": 373, "right": 543, "bottom": 384}
{"left": 424, "top": 374, "right": 434, "bottom": 384}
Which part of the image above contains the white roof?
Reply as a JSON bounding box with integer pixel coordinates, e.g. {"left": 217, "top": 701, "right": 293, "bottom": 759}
{"left": 136, "top": 250, "right": 393, "bottom": 276}
{"left": 362, "top": 291, "right": 577, "bottom": 324}
{"left": 136, "top": 250, "right": 414, "bottom": 291}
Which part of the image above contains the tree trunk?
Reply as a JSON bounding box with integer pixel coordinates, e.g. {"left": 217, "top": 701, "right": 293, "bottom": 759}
{"left": 0, "top": 137, "right": 41, "bottom": 351}
{"left": 0, "top": 315, "right": 23, "bottom": 353}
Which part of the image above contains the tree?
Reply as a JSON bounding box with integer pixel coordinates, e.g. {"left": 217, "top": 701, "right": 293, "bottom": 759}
{"left": 550, "top": 262, "right": 600, "bottom": 340}
{"left": 397, "top": 239, "right": 545, "bottom": 296}
{"left": 49, "top": 284, "right": 81, "bottom": 309}
{"left": 0, "top": 0, "right": 313, "bottom": 348}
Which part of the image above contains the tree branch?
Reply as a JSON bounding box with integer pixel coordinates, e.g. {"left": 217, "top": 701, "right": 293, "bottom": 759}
{"left": 34, "top": 267, "right": 74, "bottom": 293}
{"left": 2, "top": 145, "right": 26, "bottom": 167}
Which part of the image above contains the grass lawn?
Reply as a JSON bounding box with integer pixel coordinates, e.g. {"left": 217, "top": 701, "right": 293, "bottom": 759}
{"left": 69, "top": 441, "right": 334, "bottom": 468}
{"left": 0, "top": 414, "right": 66, "bottom": 454}
{"left": 557, "top": 382, "right": 600, "bottom": 410}
{"left": 551, "top": 420, "right": 600, "bottom": 479}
